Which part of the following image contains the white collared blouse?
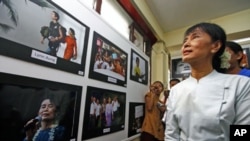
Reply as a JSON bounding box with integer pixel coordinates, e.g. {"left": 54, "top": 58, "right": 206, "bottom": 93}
{"left": 165, "top": 70, "right": 250, "bottom": 141}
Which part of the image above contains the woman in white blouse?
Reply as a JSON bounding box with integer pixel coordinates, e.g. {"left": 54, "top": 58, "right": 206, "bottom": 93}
{"left": 165, "top": 22, "right": 250, "bottom": 141}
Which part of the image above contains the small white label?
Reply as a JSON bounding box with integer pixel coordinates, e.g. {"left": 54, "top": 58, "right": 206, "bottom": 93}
{"left": 108, "top": 77, "right": 117, "bottom": 83}
{"left": 103, "top": 128, "right": 110, "bottom": 133}
{"left": 138, "top": 78, "right": 142, "bottom": 82}
{"left": 31, "top": 50, "right": 57, "bottom": 64}
{"left": 136, "top": 128, "right": 141, "bottom": 133}
{"left": 78, "top": 71, "right": 84, "bottom": 75}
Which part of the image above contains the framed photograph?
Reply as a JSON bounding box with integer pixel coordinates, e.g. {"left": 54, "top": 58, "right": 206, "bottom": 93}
{"left": 129, "top": 23, "right": 145, "bottom": 52}
{"left": 0, "top": 72, "right": 82, "bottom": 141}
{"left": 130, "top": 49, "right": 148, "bottom": 85}
{"left": 171, "top": 58, "right": 191, "bottom": 79}
{"left": 128, "top": 102, "right": 145, "bottom": 137}
{"left": 89, "top": 31, "right": 128, "bottom": 87}
{"left": 0, "top": 0, "right": 89, "bottom": 76}
{"left": 82, "top": 86, "right": 126, "bottom": 140}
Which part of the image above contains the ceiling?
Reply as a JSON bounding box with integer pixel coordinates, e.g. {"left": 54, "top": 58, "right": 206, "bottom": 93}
{"left": 143, "top": 0, "right": 250, "bottom": 33}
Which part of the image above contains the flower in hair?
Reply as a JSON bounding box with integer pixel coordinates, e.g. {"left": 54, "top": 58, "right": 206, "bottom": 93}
{"left": 220, "top": 50, "right": 231, "bottom": 69}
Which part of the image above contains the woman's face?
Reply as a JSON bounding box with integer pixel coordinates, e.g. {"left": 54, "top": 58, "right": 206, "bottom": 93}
{"left": 181, "top": 28, "right": 218, "bottom": 65}
{"left": 68, "top": 30, "right": 72, "bottom": 36}
{"left": 152, "top": 82, "right": 163, "bottom": 95}
{"left": 225, "top": 47, "right": 241, "bottom": 68}
{"left": 103, "top": 98, "right": 106, "bottom": 104}
{"left": 38, "top": 99, "right": 56, "bottom": 121}
{"left": 108, "top": 97, "right": 111, "bottom": 103}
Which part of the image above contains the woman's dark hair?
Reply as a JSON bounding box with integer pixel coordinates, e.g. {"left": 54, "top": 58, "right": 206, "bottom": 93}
{"left": 153, "top": 81, "right": 164, "bottom": 89}
{"left": 184, "top": 22, "right": 227, "bottom": 73}
{"left": 226, "top": 41, "right": 243, "bottom": 63}
{"left": 170, "top": 78, "right": 180, "bottom": 83}
{"left": 69, "top": 28, "right": 75, "bottom": 35}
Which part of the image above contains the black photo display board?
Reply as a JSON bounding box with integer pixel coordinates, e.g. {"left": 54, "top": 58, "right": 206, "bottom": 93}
{"left": 171, "top": 58, "right": 191, "bottom": 79}
{"left": 130, "top": 49, "right": 148, "bottom": 85}
{"left": 82, "top": 86, "right": 126, "bottom": 140}
{"left": 0, "top": 0, "right": 89, "bottom": 76}
{"left": 128, "top": 102, "right": 145, "bottom": 137}
{"left": 0, "top": 72, "right": 82, "bottom": 141}
{"left": 88, "top": 31, "right": 128, "bottom": 87}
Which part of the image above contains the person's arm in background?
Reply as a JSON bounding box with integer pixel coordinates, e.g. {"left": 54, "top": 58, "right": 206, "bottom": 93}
{"left": 165, "top": 89, "right": 180, "bottom": 141}
{"left": 145, "top": 92, "right": 154, "bottom": 111}
{"left": 161, "top": 90, "right": 170, "bottom": 122}
{"left": 145, "top": 85, "right": 156, "bottom": 111}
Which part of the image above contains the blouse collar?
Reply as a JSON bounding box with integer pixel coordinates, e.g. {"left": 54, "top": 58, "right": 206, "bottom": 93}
{"left": 188, "top": 70, "right": 219, "bottom": 83}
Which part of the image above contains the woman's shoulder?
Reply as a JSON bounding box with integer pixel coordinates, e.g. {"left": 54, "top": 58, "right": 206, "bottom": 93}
{"left": 55, "top": 125, "right": 65, "bottom": 131}
{"left": 216, "top": 73, "right": 250, "bottom": 89}
{"left": 54, "top": 125, "right": 66, "bottom": 140}
{"left": 221, "top": 72, "right": 249, "bottom": 80}
{"left": 239, "top": 68, "right": 250, "bottom": 77}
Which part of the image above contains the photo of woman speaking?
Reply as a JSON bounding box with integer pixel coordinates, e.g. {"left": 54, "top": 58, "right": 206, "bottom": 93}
{"left": 23, "top": 98, "right": 65, "bottom": 141}
{"left": 0, "top": 73, "right": 81, "bottom": 141}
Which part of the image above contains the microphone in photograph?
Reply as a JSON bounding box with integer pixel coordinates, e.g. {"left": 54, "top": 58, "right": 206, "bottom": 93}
{"left": 24, "top": 116, "right": 41, "bottom": 131}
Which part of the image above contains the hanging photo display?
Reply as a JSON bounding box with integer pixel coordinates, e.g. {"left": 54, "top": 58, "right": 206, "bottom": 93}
{"left": 0, "top": 0, "right": 89, "bottom": 76}
{"left": 82, "top": 86, "right": 126, "bottom": 140}
{"left": 0, "top": 72, "right": 82, "bottom": 141}
{"left": 89, "top": 31, "right": 128, "bottom": 87}
{"left": 171, "top": 58, "right": 191, "bottom": 79}
{"left": 128, "top": 102, "right": 145, "bottom": 137}
{"left": 130, "top": 49, "right": 148, "bottom": 85}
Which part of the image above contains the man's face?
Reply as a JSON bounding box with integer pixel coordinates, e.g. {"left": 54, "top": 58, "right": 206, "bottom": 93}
{"left": 51, "top": 12, "right": 58, "bottom": 21}
{"left": 136, "top": 59, "right": 140, "bottom": 66}
{"left": 170, "top": 80, "right": 179, "bottom": 88}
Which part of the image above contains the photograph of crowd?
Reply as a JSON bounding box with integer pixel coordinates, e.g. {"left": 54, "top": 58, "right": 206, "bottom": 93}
{"left": 0, "top": 72, "right": 82, "bottom": 141}
{"left": 130, "top": 49, "right": 148, "bottom": 85}
{"left": 89, "top": 31, "right": 128, "bottom": 87}
{"left": 82, "top": 86, "right": 126, "bottom": 140}
{"left": 0, "top": 0, "right": 89, "bottom": 75}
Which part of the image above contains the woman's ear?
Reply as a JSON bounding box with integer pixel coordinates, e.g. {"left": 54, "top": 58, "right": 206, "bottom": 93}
{"left": 211, "top": 40, "right": 222, "bottom": 53}
{"left": 240, "top": 53, "right": 248, "bottom": 67}
{"left": 236, "top": 51, "right": 243, "bottom": 61}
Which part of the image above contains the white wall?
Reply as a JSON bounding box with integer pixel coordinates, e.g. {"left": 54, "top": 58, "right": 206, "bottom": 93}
{"left": 0, "top": 0, "right": 148, "bottom": 140}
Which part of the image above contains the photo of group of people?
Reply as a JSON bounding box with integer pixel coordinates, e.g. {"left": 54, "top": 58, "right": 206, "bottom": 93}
{"left": 0, "top": 0, "right": 89, "bottom": 75}
{"left": 0, "top": 1, "right": 150, "bottom": 140}
{"left": 89, "top": 32, "right": 128, "bottom": 87}
{"left": 82, "top": 86, "right": 126, "bottom": 140}
{"left": 0, "top": 72, "right": 82, "bottom": 141}
{"left": 130, "top": 49, "right": 148, "bottom": 85}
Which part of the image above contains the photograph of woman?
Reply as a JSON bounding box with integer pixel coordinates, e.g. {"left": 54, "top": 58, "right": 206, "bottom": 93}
{"left": 63, "top": 28, "right": 77, "bottom": 60}
{"left": 23, "top": 98, "right": 65, "bottom": 141}
{"left": 105, "top": 97, "right": 113, "bottom": 127}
